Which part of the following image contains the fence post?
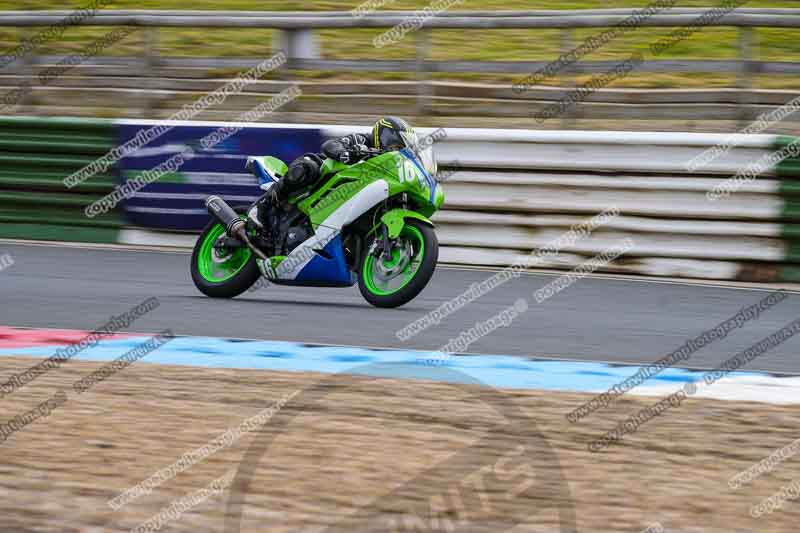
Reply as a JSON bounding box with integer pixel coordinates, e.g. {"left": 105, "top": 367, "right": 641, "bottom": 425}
{"left": 142, "top": 27, "right": 159, "bottom": 118}
{"left": 737, "top": 26, "right": 755, "bottom": 127}
{"left": 560, "top": 28, "right": 576, "bottom": 129}
{"left": 16, "top": 0, "right": 35, "bottom": 115}
{"left": 275, "top": 29, "right": 319, "bottom": 115}
{"left": 416, "top": 28, "right": 432, "bottom": 117}
{"left": 18, "top": 32, "right": 34, "bottom": 115}
{"left": 276, "top": 29, "right": 320, "bottom": 65}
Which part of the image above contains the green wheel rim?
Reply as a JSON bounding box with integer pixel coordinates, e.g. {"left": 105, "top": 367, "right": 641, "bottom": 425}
{"left": 363, "top": 225, "right": 425, "bottom": 296}
{"left": 197, "top": 224, "right": 252, "bottom": 283}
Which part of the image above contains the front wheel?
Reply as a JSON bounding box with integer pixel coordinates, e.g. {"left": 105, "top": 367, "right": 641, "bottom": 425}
{"left": 358, "top": 219, "right": 438, "bottom": 308}
{"left": 190, "top": 220, "right": 261, "bottom": 298}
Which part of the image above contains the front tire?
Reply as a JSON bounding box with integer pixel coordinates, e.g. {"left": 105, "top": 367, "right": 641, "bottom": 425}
{"left": 190, "top": 220, "right": 261, "bottom": 298}
{"left": 358, "top": 219, "right": 438, "bottom": 308}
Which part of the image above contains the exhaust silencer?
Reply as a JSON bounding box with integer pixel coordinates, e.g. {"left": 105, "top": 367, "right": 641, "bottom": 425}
{"left": 205, "top": 195, "right": 245, "bottom": 237}
{"left": 205, "top": 195, "right": 268, "bottom": 261}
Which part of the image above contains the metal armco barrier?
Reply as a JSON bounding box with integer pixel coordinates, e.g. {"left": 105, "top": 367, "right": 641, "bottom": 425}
{"left": 3, "top": 116, "right": 800, "bottom": 282}
{"left": 416, "top": 128, "right": 800, "bottom": 282}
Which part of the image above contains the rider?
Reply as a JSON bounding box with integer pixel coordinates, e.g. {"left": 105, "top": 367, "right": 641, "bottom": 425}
{"left": 265, "top": 116, "right": 414, "bottom": 206}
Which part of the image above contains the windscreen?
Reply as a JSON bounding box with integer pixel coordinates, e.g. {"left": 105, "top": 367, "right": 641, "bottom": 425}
{"left": 400, "top": 130, "right": 438, "bottom": 180}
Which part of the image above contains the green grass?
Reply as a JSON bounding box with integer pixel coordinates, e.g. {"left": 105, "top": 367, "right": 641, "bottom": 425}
{"left": 1, "top": 1, "right": 799, "bottom": 89}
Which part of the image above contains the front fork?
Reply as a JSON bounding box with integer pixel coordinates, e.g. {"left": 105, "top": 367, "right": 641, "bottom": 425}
{"left": 364, "top": 208, "right": 435, "bottom": 265}
{"left": 380, "top": 224, "right": 394, "bottom": 260}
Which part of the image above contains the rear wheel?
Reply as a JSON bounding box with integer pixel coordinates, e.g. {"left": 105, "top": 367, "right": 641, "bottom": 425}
{"left": 190, "top": 220, "right": 260, "bottom": 298}
{"left": 358, "top": 219, "right": 438, "bottom": 308}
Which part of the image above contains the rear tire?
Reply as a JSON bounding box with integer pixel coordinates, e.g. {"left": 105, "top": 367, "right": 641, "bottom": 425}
{"left": 358, "top": 219, "right": 438, "bottom": 308}
{"left": 190, "top": 220, "right": 261, "bottom": 298}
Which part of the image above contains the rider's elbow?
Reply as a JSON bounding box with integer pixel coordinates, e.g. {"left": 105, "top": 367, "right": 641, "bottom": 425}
{"left": 321, "top": 139, "right": 343, "bottom": 161}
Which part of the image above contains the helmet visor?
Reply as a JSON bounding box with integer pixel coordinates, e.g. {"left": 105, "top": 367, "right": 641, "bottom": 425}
{"left": 399, "top": 130, "right": 419, "bottom": 152}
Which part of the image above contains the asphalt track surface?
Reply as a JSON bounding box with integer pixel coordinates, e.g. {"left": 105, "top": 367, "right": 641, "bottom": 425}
{"left": 2, "top": 242, "right": 800, "bottom": 374}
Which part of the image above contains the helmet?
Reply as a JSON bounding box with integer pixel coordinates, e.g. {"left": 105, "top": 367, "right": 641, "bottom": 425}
{"left": 371, "top": 116, "right": 415, "bottom": 151}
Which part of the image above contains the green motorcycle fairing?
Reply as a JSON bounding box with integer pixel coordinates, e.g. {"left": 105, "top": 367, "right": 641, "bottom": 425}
{"left": 294, "top": 150, "right": 443, "bottom": 231}
{"left": 254, "top": 147, "right": 443, "bottom": 283}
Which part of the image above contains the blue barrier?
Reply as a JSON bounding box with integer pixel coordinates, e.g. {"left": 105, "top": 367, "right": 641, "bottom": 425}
{"left": 117, "top": 122, "right": 324, "bottom": 230}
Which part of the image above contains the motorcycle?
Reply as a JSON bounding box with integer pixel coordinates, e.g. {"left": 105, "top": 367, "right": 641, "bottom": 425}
{"left": 190, "top": 130, "right": 445, "bottom": 308}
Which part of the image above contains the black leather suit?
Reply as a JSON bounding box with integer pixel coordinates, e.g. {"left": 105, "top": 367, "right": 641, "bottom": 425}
{"left": 271, "top": 133, "right": 375, "bottom": 202}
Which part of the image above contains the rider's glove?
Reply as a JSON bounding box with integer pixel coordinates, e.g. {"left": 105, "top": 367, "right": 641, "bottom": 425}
{"left": 342, "top": 144, "right": 369, "bottom": 163}
{"left": 266, "top": 182, "right": 282, "bottom": 207}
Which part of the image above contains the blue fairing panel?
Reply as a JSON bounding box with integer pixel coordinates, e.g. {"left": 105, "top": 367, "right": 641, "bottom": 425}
{"left": 294, "top": 234, "right": 356, "bottom": 286}
{"left": 253, "top": 160, "right": 278, "bottom": 186}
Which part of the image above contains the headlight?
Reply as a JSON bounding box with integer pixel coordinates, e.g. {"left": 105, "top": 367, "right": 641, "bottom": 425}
{"left": 433, "top": 185, "right": 445, "bottom": 209}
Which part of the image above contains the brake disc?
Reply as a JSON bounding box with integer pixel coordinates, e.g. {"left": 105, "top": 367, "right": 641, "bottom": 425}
{"left": 373, "top": 240, "right": 412, "bottom": 282}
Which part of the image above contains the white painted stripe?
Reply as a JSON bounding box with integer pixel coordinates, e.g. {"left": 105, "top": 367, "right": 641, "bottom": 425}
{"left": 444, "top": 184, "right": 784, "bottom": 220}
{"left": 113, "top": 119, "right": 778, "bottom": 148}
{"left": 320, "top": 125, "right": 779, "bottom": 148}
{"left": 449, "top": 172, "right": 779, "bottom": 194}
{"left": 132, "top": 192, "right": 259, "bottom": 201}
{"left": 126, "top": 207, "right": 209, "bottom": 215}
{"left": 119, "top": 229, "right": 197, "bottom": 248}
{"left": 437, "top": 227, "right": 786, "bottom": 261}
{"left": 433, "top": 212, "right": 784, "bottom": 237}
{"left": 435, "top": 141, "right": 775, "bottom": 175}
{"left": 439, "top": 247, "right": 743, "bottom": 279}
{"left": 633, "top": 375, "right": 800, "bottom": 405}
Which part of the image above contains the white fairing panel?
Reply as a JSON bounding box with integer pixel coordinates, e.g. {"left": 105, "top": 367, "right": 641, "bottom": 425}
{"left": 318, "top": 179, "right": 390, "bottom": 230}
{"left": 276, "top": 179, "right": 390, "bottom": 280}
